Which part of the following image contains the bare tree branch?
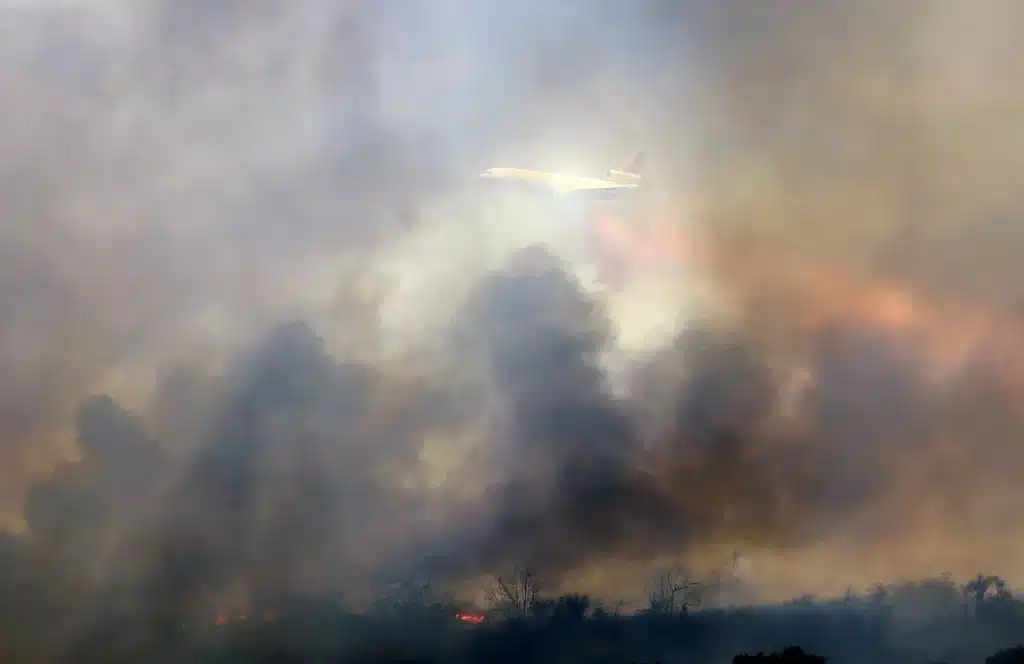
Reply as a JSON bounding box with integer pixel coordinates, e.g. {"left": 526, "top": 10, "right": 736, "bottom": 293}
{"left": 485, "top": 564, "right": 541, "bottom": 619}
{"left": 647, "top": 566, "right": 702, "bottom": 615}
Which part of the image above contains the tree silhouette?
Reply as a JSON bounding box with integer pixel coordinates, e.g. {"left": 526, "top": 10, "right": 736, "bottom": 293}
{"left": 373, "top": 577, "right": 460, "bottom": 622}
{"left": 967, "top": 574, "right": 1002, "bottom": 604}
{"left": 485, "top": 564, "right": 541, "bottom": 619}
{"left": 647, "top": 566, "right": 702, "bottom": 615}
{"left": 734, "top": 646, "right": 826, "bottom": 663}
{"left": 556, "top": 593, "right": 590, "bottom": 622}
{"left": 987, "top": 645, "right": 1024, "bottom": 664}
{"left": 963, "top": 574, "right": 1012, "bottom": 618}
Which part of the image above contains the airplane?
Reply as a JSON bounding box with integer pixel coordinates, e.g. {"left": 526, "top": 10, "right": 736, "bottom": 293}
{"left": 479, "top": 152, "right": 645, "bottom": 200}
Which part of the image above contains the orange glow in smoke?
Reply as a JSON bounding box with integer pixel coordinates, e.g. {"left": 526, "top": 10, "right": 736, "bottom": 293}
{"left": 456, "top": 612, "right": 485, "bottom": 624}
{"left": 591, "top": 212, "right": 696, "bottom": 287}
{"left": 590, "top": 208, "right": 1024, "bottom": 396}
{"left": 594, "top": 214, "right": 693, "bottom": 265}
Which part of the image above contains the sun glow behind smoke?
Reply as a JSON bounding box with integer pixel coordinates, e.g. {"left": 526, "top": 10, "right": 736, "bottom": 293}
{"left": 588, "top": 207, "right": 720, "bottom": 356}
{"left": 372, "top": 190, "right": 708, "bottom": 362}
{"left": 592, "top": 202, "right": 1024, "bottom": 399}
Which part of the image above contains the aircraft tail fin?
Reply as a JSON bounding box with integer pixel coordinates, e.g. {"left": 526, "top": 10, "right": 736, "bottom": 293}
{"left": 620, "top": 151, "right": 646, "bottom": 176}
{"left": 607, "top": 151, "right": 645, "bottom": 182}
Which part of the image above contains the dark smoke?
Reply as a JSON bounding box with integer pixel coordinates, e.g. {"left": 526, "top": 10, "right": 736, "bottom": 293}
{"left": 415, "top": 251, "right": 905, "bottom": 582}
{"left": 437, "top": 247, "right": 671, "bottom": 574}
{"left": 0, "top": 0, "right": 481, "bottom": 521}
{"left": 5, "top": 320, "right": 458, "bottom": 660}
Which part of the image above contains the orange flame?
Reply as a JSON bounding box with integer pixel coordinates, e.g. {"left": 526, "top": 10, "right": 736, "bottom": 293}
{"left": 456, "top": 612, "right": 485, "bottom": 624}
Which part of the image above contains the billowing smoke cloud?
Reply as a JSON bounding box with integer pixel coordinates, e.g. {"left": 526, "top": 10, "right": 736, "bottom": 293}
{"left": 654, "top": 0, "right": 1024, "bottom": 589}
{"left": 427, "top": 247, "right": 668, "bottom": 574}
{"left": 10, "top": 320, "right": 463, "bottom": 660}
{"left": 2, "top": 0, "right": 1024, "bottom": 657}
{"left": 402, "top": 0, "right": 1024, "bottom": 593}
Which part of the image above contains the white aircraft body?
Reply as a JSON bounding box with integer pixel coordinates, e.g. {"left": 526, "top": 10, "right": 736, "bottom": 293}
{"left": 479, "top": 152, "right": 645, "bottom": 200}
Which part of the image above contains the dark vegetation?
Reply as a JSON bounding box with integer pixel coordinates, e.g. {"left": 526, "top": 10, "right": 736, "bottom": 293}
{"left": 53, "top": 569, "right": 1024, "bottom": 664}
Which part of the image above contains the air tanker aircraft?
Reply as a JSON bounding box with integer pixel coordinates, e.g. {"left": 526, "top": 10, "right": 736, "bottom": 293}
{"left": 479, "top": 152, "right": 645, "bottom": 200}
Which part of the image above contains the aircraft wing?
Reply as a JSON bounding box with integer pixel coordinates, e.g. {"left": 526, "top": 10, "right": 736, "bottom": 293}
{"left": 480, "top": 168, "right": 638, "bottom": 199}
{"left": 557, "top": 177, "right": 638, "bottom": 193}
{"left": 548, "top": 175, "right": 638, "bottom": 201}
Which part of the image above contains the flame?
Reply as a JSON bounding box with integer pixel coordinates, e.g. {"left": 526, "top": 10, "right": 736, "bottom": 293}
{"left": 456, "top": 612, "right": 485, "bottom": 624}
